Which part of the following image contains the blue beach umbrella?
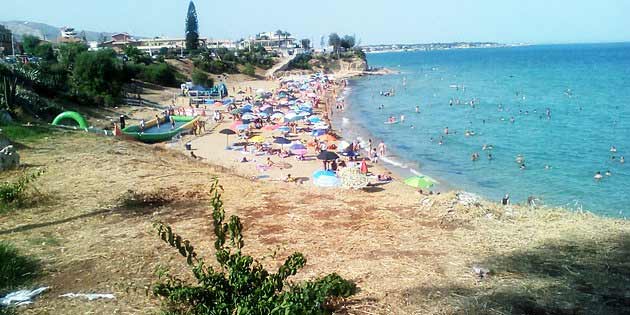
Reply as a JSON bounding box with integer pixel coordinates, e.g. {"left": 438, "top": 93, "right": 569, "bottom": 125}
{"left": 289, "top": 143, "right": 306, "bottom": 150}
{"left": 237, "top": 124, "right": 249, "bottom": 130}
{"left": 308, "top": 116, "right": 322, "bottom": 123}
{"left": 277, "top": 126, "right": 290, "bottom": 132}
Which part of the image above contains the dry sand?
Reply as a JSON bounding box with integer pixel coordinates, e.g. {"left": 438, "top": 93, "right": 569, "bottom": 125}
{"left": 3, "top": 74, "right": 630, "bottom": 315}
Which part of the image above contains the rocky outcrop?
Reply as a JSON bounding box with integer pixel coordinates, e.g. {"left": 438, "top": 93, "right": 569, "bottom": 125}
{"left": 0, "top": 131, "right": 19, "bottom": 171}
{"left": 336, "top": 57, "right": 368, "bottom": 72}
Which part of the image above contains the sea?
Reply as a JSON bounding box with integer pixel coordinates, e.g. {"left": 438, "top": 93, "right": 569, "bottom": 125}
{"left": 342, "top": 43, "right": 630, "bottom": 217}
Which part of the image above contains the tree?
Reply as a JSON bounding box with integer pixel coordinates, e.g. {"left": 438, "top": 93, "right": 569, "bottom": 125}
{"left": 140, "top": 63, "right": 177, "bottom": 87}
{"left": 283, "top": 31, "right": 291, "bottom": 48}
{"left": 275, "top": 30, "right": 283, "bottom": 48}
{"left": 123, "top": 45, "right": 152, "bottom": 65}
{"left": 340, "top": 35, "right": 356, "bottom": 50}
{"left": 185, "top": 1, "right": 200, "bottom": 51}
{"left": 72, "top": 49, "right": 127, "bottom": 105}
{"left": 22, "top": 35, "right": 41, "bottom": 55}
{"left": 33, "top": 43, "right": 55, "bottom": 62}
{"left": 58, "top": 42, "right": 89, "bottom": 69}
{"left": 300, "top": 39, "right": 311, "bottom": 50}
{"left": 191, "top": 68, "right": 211, "bottom": 87}
{"left": 328, "top": 33, "right": 341, "bottom": 57}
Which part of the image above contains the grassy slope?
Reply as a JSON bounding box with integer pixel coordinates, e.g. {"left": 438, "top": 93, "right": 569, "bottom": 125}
{"left": 0, "top": 127, "right": 629, "bottom": 314}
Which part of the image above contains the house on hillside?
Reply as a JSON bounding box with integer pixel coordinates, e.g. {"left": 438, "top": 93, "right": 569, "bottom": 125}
{"left": 239, "top": 31, "right": 298, "bottom": 56}
{"left": 59, "top": 27, "right": 85, "bottom": 43}
{"left": 111, "top": 33, "right": 132, "bottom": 42}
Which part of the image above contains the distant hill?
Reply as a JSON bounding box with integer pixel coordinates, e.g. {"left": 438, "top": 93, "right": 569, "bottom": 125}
{"left": 0, "top": 20, "right": 116, "bottom": 42}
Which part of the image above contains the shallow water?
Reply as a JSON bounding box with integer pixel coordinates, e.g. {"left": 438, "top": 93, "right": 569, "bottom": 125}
{"left": 345, "top": 43, "right": 630, "bottom": 216}
{"left": 142, "top": 120, "right": 188, "bottom": 134}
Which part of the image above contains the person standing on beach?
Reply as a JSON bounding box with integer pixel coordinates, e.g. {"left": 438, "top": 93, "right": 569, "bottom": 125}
{"left": 119, "top": 115, "right": 126, "bottom": 129}
{"left": 501, "top": 194, "right": 510, "bottom": 205}
{"left": 368, "top": 139, "right": 373, "bottom": 154}
{"left": 377, "top": 141, "right": 386, "bottom": 157}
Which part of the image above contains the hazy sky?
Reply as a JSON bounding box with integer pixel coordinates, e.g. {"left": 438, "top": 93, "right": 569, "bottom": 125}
{"left": 2, "top": 0, "right": 630, "bottom": 45}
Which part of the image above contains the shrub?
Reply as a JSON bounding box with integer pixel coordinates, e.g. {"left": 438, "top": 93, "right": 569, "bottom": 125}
{"left": 0, "top": 241, "right": 39, "bottom": 295}
{"left": 242, "top": 63, "right": 256, "bottom": 76}
{"left": 152, "top": 179, "right": 356, "bottom": 314}
{"left": 140, "top": 63, "right": 178, "bottom": 87}
{"left": 287, "top": 54, "right": 313, "bottom": 70}
{"left": 0, "top": 169, "right": 45, "bottom": 212}
{"left": 191, "top": 69, "right": 213, "bottom": 88}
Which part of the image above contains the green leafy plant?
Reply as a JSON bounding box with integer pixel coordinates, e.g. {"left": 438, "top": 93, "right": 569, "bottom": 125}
{"left": 0, "top": 241, "right": 39, "bottom": 295}
{"left": 153, "top": 179, "right": 356, "bottom": 314}
{"left": 0, "top": 169, "right": 45, "bottom": 211}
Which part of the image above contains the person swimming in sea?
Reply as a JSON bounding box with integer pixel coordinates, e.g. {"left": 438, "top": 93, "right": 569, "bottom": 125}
{"left": 621, "top": 156, "right": 625, "bottom": 164}
{"left": 415, "top": 105, "right": 420, "bottom": 113}
{"left": 594, "top": 171, "right": 603, "bottom": 181}
{"left": 444, "top": 127, "right": 449, "bottom": 135}
{"left": 520, "top": 163, "right": 526, "bottom": 170}
{"left": 610, "top": 146, "right": 617, "bottom": 153}
{"left": 400, "top": 114, "right": 405, "bottom": 123}
{"left": 605, "top": 170, "right": 612, "bottom": 176}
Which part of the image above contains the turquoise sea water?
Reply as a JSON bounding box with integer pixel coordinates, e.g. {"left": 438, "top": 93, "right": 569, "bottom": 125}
{"left": 344, "top": 43, "right": 630, "bottom": 216}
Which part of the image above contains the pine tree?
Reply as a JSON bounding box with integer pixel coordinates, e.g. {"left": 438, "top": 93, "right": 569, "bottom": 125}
{"left": 185, "top": 1, "right": 199, "bottom": 51}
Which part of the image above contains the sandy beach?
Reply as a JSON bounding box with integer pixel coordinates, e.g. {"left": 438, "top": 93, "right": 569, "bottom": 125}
{"left": 173, "top": 73, "right": 411, "bottom": 196}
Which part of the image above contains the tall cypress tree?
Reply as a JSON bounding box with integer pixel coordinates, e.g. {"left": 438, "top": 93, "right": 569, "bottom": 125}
{"left": 185, "top": 1, "right": 199, "bottom": 51}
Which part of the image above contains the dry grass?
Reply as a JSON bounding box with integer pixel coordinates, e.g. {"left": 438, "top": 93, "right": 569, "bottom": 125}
{"left": 0, "top": 130, "right": 629, "bottom": 314}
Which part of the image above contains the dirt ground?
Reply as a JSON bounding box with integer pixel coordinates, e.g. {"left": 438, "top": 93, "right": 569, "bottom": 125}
{"left": 2, "top": 130, "right": 630, "bottom": 315}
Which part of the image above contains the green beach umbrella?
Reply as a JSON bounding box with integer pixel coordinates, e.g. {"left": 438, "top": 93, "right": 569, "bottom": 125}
{"left": 404, "top": 176, "right": 436, "bottom": 189}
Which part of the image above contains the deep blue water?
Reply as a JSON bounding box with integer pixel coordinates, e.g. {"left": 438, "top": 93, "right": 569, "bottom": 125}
{"left": 345, "top": 43, "right": 630, "bottom": 216}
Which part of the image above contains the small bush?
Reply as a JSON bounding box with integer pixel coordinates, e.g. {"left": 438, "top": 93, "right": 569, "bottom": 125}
{"left": 0, "top": 169, "right": 45, "bottom": 212}
{"left": 287, "top": 53, "right": 313, "bottom": 70}
{"left": 0, "top": 241, "right": 39, "bottom": 295}
{"left": 140, "top": 63, "right": 178, "bottom": 87}
{"left": 242, "top": 63, "right": 256, "bottom": 76}
{"left": 152, "top": 179, "right": 356, "bottom": 314}
{"left": 191, "top": 69, "right": 213, "bottom": 88}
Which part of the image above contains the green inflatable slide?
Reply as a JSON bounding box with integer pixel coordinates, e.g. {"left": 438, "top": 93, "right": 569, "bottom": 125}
{"left": 51, "top": 111, "right": 89, "bottom": 129}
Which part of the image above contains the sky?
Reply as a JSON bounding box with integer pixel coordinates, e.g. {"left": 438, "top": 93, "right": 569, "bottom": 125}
{"left": 2, "top": 0, "right": 630, "bottom": 45}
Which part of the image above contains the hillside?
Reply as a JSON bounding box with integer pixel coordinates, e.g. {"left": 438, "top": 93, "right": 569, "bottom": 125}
{"left": 0, "top": 20, "right": 117, "bottom": 42}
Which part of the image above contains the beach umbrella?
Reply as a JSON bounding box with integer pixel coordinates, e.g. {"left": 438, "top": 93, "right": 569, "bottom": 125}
{"left": 237, "top": 124, "right": 249, "bottom": 131}
{"left": 219, "top": 128, "right": 237, "bottom": 146}
{"left": 274, "top": 137, "right": 291, "bottom": 145}
{"left": 231, "top": 108, "right": 242, "bottom": 115}
{"left": 271, "top": 113, "right": 285, "bottom": 120}
{"left": 317, "top": 151, "right": 339, "bottom": 161}
{"left": 313, "top": 173, "right": 341, "bottom": 188}
{"left": 274, "top": 137, "right": 291, "bottom": 150}
{"left": 249, "top": 135, "right": 265, "bottom": 143}
{"left": 404, "top": 176, "right": 436, "bottom": 189}
{"left": 313, "top": 170, "right": 336, "bottom": 179}
{"left": 229, "top": 120, "right": 244, "bottom": 131}
{"left": 289, "top": 143, "right": 306, "bottom": 150}
{"left": 277, "top": 126, "right": 291, "bottom": 133}
{"left": 262, "top": 124, "right": 280, "bottom": 131}
{"left": 289, "top": 143, "right": 307, "bottom": 156}
{"left": 242, "top": 113, "right": 256, "bottom": 120}
{"left": 258, "top": 112, "right": 269, "bottom": 118}
{"left": 311, "top": 129, "right": 326, "bottom": 137}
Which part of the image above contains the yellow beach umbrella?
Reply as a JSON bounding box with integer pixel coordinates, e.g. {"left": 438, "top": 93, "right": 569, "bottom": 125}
{"left": 249, "top": 135, "right": 265, "bottom": 143}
